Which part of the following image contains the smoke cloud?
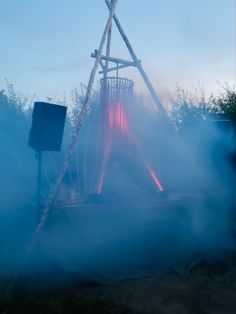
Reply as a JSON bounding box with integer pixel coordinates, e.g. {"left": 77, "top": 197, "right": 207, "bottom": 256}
{"left": 0, "top": 89, "right": 235, "bottom": 285}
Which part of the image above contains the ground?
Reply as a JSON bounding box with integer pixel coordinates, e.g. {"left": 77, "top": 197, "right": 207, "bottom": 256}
{"left": 1, "top": 258, "right": 236, "bottom": 314}
{"left": 1, "top": 197, "right": 236, "bottom": 313}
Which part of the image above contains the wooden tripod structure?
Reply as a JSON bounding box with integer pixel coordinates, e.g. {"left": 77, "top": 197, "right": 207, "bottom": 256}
{"left": 91, "top": 0, "right": 172, "bottom": 195}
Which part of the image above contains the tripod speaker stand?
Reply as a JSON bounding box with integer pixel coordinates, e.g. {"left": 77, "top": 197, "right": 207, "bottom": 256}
{"left": 28, "top": 102, "right": 67, "bottom": 222}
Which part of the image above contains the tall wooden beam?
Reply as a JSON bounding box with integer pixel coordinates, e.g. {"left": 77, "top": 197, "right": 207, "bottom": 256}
{"left": 105, "top": 0, "right": 170, "bottom": 122}
{"left": 104, "top": 4, "right": 113, "bottom": 79}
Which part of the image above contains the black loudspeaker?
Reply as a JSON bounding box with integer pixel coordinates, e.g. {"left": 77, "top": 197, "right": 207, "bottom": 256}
{"left": 28, "top": 102, "right": 67, "bottom": 151}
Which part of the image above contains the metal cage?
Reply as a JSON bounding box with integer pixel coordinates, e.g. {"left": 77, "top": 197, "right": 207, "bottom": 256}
{"left": 100, "top": 77, "right": 134, "bottom": 157}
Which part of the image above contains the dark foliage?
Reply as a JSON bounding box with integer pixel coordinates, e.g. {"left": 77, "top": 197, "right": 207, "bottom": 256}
{"left": 169, "top": 85, "right": 236, "bottom": 130}
{"left": 212, "top": 87, "right": 236, "bottom": 124}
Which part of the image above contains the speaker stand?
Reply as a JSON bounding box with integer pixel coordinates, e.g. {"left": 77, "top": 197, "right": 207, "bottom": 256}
{"left": 35, "top": 150, "right": 43, "bottom": 224}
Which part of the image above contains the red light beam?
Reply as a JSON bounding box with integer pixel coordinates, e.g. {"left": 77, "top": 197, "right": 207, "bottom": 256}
{"left": 124, "top": 124, "right": 164, "bottom": 193}
{"left": 145, "top": 161, "right": 164, "bottom": 192}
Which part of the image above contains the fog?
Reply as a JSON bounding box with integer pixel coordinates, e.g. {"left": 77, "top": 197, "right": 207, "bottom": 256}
{"left": 0, "top": 89, "right": 235, "bottom": 285}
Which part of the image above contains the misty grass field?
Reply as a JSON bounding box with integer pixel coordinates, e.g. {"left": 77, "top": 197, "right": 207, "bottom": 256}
{"left": 1, "top": 255, "right": 236, "bottom": 314}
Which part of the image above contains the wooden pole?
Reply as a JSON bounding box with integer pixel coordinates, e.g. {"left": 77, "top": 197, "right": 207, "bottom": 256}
{"left": 91, "top": 52, "right": 134, "bottom": 66}
{"left": 99, "top": 63, "right": 133, "bottom": 74}
{"left": 105, "top": 0, "right": 171, "bottom": 124}
{"left": 104, "top": 9, "right": 112, "bottom": 79}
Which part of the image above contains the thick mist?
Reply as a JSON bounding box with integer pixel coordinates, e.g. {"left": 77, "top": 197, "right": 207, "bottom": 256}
{"left": 0, "top": 91, "right": 236, "bottom": 283}
{"left": 41, "top": 103, "right": 235, "bottom": 281}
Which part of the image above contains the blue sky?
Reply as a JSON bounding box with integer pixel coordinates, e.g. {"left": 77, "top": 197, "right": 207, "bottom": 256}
{"left": 0, "top": 0, "right": 235, "bottom": 100}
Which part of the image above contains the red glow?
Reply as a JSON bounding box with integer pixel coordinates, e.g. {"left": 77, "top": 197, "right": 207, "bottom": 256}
{"left": 116, "top": 102, "right": 121, "bottom": 128}
{"left": 127, "top": 129, "right": 164, "bottom": 193}
{"left": 107, "top": 102, "right": 128, "bottom": 133}
{"left": 145, "top": 161, "right": 164, "bottom": 192}
{"left": 100, "top": 100, "right": 164, "bottom": 194}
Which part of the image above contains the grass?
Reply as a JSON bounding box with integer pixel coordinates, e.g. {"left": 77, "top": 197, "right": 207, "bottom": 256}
{"left": 0, "top": 288, "right": 130, "bottom": 314}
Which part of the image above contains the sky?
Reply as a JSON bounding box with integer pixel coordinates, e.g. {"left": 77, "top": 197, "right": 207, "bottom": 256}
{"left": 0, "top": 0, "right": 235, "bottom": 101}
